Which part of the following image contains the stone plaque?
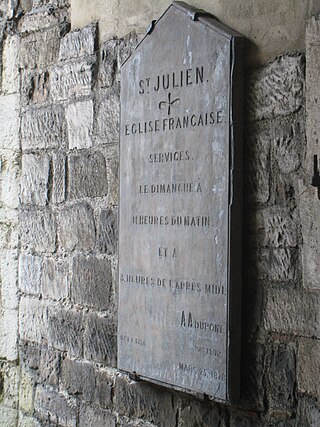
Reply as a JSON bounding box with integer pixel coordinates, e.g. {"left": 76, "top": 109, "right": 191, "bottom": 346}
{"left": 118, "top": 1, "right": 243, "bottom": 403}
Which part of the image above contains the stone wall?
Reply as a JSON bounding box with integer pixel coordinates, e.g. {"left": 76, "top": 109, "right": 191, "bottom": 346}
{"left": 0, "top": 0, "right": 319, "bottom": 426}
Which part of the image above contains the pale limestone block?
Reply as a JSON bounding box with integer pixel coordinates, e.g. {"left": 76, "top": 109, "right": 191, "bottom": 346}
{"left": 20, "top": 154, "right": 50, "bottom": 206}
{"left": 0, "top": 94, "right": 19, "bottom": 151}
{"left": 19, "top": 254, "right": 42, "bottom": 295}
{"left": 0, "top": 155, "right": 20, "bottom": 209}
{"left": 41, "top": 257, "right": 68, "bottom": 301}
{"left": 0, "top": 307, "right": 18, "bottom": 360}
{"left": 0, "top": 249, "right": 18, "bottom": 310}
{"left": 59, "top": 23, "right": 96, "bottom": 61}
{"left": 2, "top": 34, "right": 20, "bottom": 94}
{"left": 19, "top": 296, "right": 48, "bottom": 343}
{"left": 66, "top": 99, "right": 93, "bottom": 149}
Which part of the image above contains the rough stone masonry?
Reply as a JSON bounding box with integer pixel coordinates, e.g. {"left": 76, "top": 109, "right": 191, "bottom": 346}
{"left": 0, "top": 0, "right": 319, "bottom": 426}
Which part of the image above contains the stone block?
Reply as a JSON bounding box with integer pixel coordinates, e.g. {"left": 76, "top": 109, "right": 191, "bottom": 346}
{"left": 178, "top": 399, "right": 220, "bottom": 427}
{"left": 297, "top": 338, "right": 320, "bottom": 399}
{"left": 18, "top": 414, "right": 42, "bottom": 427}
{"left": 245, "top": 124, "right": 271, "bottom": 204}
{"left": 20, "top": 154, "right": 50, "bottom": 206}
{"left": 20, "top": 26, "right": 60, "bottom": 69}
{"left": 21, "top": 106, "right": 66, "bottom": 150}
{"left": 66, "top": 99, "right": 93, "bottom": 149}
{"left": 273, "top": 120, "right": 303, "bottom": 174}
{"left": 247, "top": 54, "right": 304, "bottom": 122}
{"left": 117, "top": 33, "right": 139, "bottom": 72}
{"left": 251, "top": 207, "right": 299, "bottom": 249}
{"left": 50, "top": 59, "right": 94, "bottom": 101}
{"left": 0, "top": 308, "right": 18, "bottom": 361}
{"left": 251, "top": 247, "right": 297, "bottom": 283}
{"left": 59, "top": 24, "right": 97, "bottom": 61}
{"left": 105, "top": 145, "right": 119, "bottom": 205}
{"left": 0, "top": 94, "right": 19, "bottom": 151}
{"left": 61, "top": 358, "right": 95, "bottom": 402}
{"left": 58, "top": 203, "right": 95, "bottom": 252}
{"left": 264, "top": 288, "right": 320, "bottom": 338}
{"left": 38, "top": 347, "right": 60, "bottom": 385}
{"left": 18, "top": 6, "right": 68, "bottom": 33}
{"left": 98, "top": 208, "right": 118, "bottom": 254}
{"left": 20, "top": 209, "right": 56, "bottom": 253}
{"left": 2, "top": 34, "right": 20, "bottom": 94}
{"left": 267, "top": 343, "right": 296, "bottom": 410}
{"left": 0, "top": 250, "right": 18, "bottom": 309}
{"left": 34, "top": 385, "right": 77, "bottom": 427}
{"left": 114, "top": 374, "right": 177, "bottom": 426}
{"left": 68, "top": 152, "right": 108, "bottom": 198}
{"left": 47, "top": 306, "right": 82, "bottom": 357}
{"left": 84, "top": 314, "right": 116, "bottom": 365}
{"left": 94, "top": 369, "right": 114, "bottom": 409}
{"left": 51, "top": 153, "right": 66, "bottom": 204}
{"left": 21, "top": 69, "right": 50, "bottom": 105}
{"left": 94, "top": 93, "right": 120, "bottom": 143}
{"left": 41, "top": 257, "right": 68, "bottom": 301}
{"left": 297, "top": 396, "right": 320, "bottom": 427}
{"left": 19, "top": 297, "right": 47, "bottom": 344}
{"left": 19, "top": 254, "right": 41, "bottom": 296}
{"left": 0, "top": 408, "right": 18, "bottom": 426}
{"left": 19, "top": 371, "right": 35, "bottom": 413}
{"left": 79, "top": 403, "right": 116, "bottom": 427}
{"left": 0, "top": 363, "right": 19, "bottom": 408}
{"left": 98, "top": 39, "right": 117, "bottom": 88}
{"left": 0, "top": 155, "right": 20, "bottom": 209}
{"left": 71, "top": 255, "right": 112, "bottom": 309}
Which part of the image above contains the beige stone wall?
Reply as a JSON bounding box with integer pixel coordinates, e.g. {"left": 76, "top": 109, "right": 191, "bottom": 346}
{"left": 71, "top": 0, "right": 320, "bottom": 64}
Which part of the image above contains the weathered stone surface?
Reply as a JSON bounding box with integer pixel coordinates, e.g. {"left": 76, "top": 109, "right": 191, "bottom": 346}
{"left": 47, "top": 306, "right": 82, "bottom": 356}
{"left": 94, "top": 93, "right": 119, "bottom": 143}
{"left": 59, "top": 23, "right": 96, "bottom": 60}
{"left": 21, "top": 106, "right": 66, "bottom": 150}
{"left": 246, "top": 124, "right": 271, "bottom": 203}
{"left": 178, "top": 399, "right": 220, "bottom": 427}
{"left": 18, "top": 6, "right": 68, "bottom": 33}
{"left": 98, "top": 39, "right": 117, "bottom": 88}
{"left": 106, "top": 145, "right": 119, "bottom": 206}
{"left": 267, "top": 343, "right": 296, "bottom": 409}
{"left": 21, "top": 69, "right": 50, "bottom": 105}
{"left": 264, "top": 288, "right": 320, "bottom": 338}
{"left": 297, "top": 396, "right": 320, "bottom": 427}
{"left": 18, "top": 414, "right": 42, "bottom": 427}
{"left": 114, "top": 375, "right": 177, "bottom": 426}
{"left": 19, "top": 297, "right": 47, "bottom": 344}
{"left": 34, "top": 385, "right": 77, "bottom": 427}
{"left": 58, "top": 203, "right": 95, "bottom": 251}
{"left": 98, "top": 208, "right": 118, "bottom": 254}
{"left": 19, "top": 371, "right": 35, "bottom": 413}
{"left": 251, "top": 207, "right": 299, "bottom": 249}
{"left": 20, "top": 26, "right": 60, "bottom": 69}
{"left": 0, "top": 94, "right": 19, "bottom": 150}
{"left": 0, "top": 155, "right": 20, "bottom": 209}
{"left": 68, "top": 152, "right": 108, "bottom": 198}
{"left": 0, "top": 362, "right": 19, "bottom": 408}
{"left": 19, "top": 254, "right": 41, "bottom": 295}
{"left": 20, "top": 154, "right": 50, "bottom": 206}
{"left": 61, "top": 358, "right": 95, "bottom": 402}
{"left": 299, "top": 182, "right": 320, "bottom": 290}
{"left": 94, "top": 370, "right": 113, "bottom": 409}
{"left": 41, "top": 257, "right": 68, "bottom": 300}
{"left": 297, "top": 338, "right": 320, "bottom": 399}
{"left": 71, "top": 255, "right": 112, "bottom": 309}
{"left": 51, "top": 153, "right": 66, "bottom": 204}
{"left": 0, "top": 407, "right": 18, "bottom": 426}
{"left": 84, "top": 314, "right": 116, "bottom": 365}
{"left": 50, "top": 60, "right": 94, "bottom": 101}
{"left": 247, "top": 54, "right": 305, "bottom": 122}
{"left": 66, "top": 99, "right": 93, "bottom": 149}
{"left": 79, "top": 403, "right": 116, "bottom": 427}
{"left": 0, "top": 307, "right": 18, "bottom": 358}
{"left": 20, "top": 210, "right": 56, "bottom": 253}
{"left": 2, "top": 35, "right": 20, "bottom": 94}
{"left": 273, "top": 120, "right": 304, "bottom": 174}
{"left": 0, "top": 250, "right": 18, "bottom": 310}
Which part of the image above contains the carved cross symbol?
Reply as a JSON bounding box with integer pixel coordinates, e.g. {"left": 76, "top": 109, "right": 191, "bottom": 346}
{"left": 159, "top": 92, "right": 180, "bottom": 115}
